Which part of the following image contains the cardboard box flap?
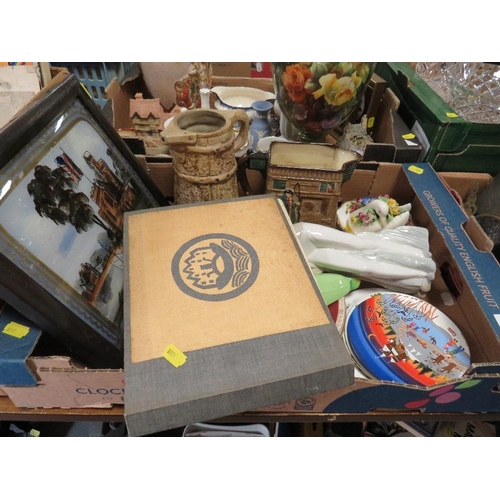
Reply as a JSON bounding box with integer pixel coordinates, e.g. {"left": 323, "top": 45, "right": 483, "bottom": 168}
{"left": 27, "top": 355, "right": 89, "bottom": 370}
{"left": 463, "top": 216, "right": 494, "bottom": 253}
{"left": 366, "top": 162, "right": 416, "bottom": 204}
{"left": 364, "top": 73, "right": 387, "bottom": 135}
{"left": 401, "top": 163, "right": 500, "bottom": 346}
{"left": 0, "top": 302, "right": 42, "bottom": 386}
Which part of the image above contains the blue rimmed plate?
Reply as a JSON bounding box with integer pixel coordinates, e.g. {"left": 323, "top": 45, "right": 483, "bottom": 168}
{"left": 344, "top": 292, "right": 471, "bottom": 386}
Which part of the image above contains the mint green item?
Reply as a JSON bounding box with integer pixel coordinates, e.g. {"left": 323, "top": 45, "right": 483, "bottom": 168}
{"left": 314, "top": 273, "right": 361, "bottom": 305}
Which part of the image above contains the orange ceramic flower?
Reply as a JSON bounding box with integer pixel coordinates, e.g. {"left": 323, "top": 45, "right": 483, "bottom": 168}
{"left": 283, "top": 64, "right": 313, "bottom": 102}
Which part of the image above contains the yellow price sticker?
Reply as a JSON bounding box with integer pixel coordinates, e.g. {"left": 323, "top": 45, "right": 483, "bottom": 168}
{"left": 402, "top": 133, "right": 416, "bottom": 140}
{"left": 408, "top": 165, "right": 424, "bottom": 175}
{"left": 367, "top": 116, "right": 375, "bottom": 128}
{"left": 79, "top": 82, "right": 93, "bottom": 100}
{"left": 2, "top": 321, "right": 30, "bottom": 339}
{"left": 163, "top": 344, "right": 187, "bottom": 368}
{"left": 446, "top": 112, "right": 459, "bottom": 118}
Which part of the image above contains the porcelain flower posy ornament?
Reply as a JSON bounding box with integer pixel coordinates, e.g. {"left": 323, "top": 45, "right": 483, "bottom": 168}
{"left": 337, "top": 195, "right": 412, "bottom": 234}
{"left": 272, "top": 62, "right": 376, "bottom": 142}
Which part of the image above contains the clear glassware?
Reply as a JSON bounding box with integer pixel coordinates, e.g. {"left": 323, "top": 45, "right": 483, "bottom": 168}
{"left": 415, "top": 62, "right": 500, "bottom": 124}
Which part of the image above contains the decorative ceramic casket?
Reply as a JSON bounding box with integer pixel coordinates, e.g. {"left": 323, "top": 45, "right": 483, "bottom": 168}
{"left": 267, "top": 141, "right": 360, "bottom": 227}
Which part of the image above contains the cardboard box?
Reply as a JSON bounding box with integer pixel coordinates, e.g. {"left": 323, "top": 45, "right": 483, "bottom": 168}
{"left": 0, "top": 261, "right": 123, "bottom": 409}
{"left": 257, "top": 162, "right": 500, "bottom": 416}
{"left": 0, "top": 301, "right": 42, "bottom": 386}
{"left": 211, "top": 63, "right": 273, "bottom": 79}
{"left": 364, "top": 87, "right": 423, "bottom": 163}
{"left": 212, "top": 62, "right": 251, "bottom": 78}
{"left": 376, "top": 62, "right": 500, "bottom": 175}
{"left": 328, "top": 81, "right": 423, "bottom": 164}
{"left": 0, "top": 285, "right": 123, "bottom": 408}
{"left": 0, "top": 64, "right": 42, "bottom": 129}
{"left": 1, "top": 355, "right": 124, "bottom": 409}
{"left": 135, "top": 155, "right": 174, "bottom": 199}
{"left": 364, "top": 73, "right": 387, "bottom": 136}
{"left": 0, "top": 304, "right": 123, "bottom": 408}
{"left": 123, "top": 195, "right": 354, "bottom": 436}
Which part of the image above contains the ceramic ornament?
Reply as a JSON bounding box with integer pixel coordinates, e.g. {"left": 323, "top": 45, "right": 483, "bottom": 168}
{"left": 337, "top": 195, "right": 412, "bottom": 234}
{"left": 161, "top": 108, "right": 249, "bottom": 204}
{"left": 314, "top": 272, "right": 360, "bottom": 305}
{"left": 294, "top": 222, "right": 436, "bottom": 294}
{"left": 248, "top": 100, "right": 273, "bottom": 150}
{"left": 344, "top": 291, "right": 471, "bottom": 386}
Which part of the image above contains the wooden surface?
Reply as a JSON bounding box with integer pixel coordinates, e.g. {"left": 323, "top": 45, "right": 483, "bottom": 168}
{"left": 0, "top": 396, "right": 124, "bottom": 423}
{"left": 1, "top": 395, "right": 499, "bottom": 425}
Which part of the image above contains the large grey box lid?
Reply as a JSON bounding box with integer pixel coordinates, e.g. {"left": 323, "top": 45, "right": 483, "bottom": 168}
{"left": 124, "top": 195, "right": 354, "bottom": 436}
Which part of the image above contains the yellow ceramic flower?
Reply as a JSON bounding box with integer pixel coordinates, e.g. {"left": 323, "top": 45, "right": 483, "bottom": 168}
{"left": 310, "top": 62, "right": 330, "bottom": 80}
{"left": 387, "top": 198, "right": 401, "bottom": 215}
{"left": 351, "top": 71, "right": 362, "bottom": 89}
{"left": 319, "top": 76, "right": 356, "bottom": 106}
{"left": 313, "top": 73, "right": 336, "bottom": 100}
{"left": 338, "top": 62, "right": 355, "bottom": 75}
{"left": 356, "top": 63, "right": 372, "bottom": 83}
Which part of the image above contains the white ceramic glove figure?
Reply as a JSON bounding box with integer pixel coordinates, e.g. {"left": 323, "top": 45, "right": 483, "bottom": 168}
{"left": 294, "top": 222, "right": 436, "bottom": 294}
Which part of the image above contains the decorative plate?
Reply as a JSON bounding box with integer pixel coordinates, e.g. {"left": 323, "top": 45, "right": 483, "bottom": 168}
{"left": 344, "top": 292, "right": 471, "bottom": 386}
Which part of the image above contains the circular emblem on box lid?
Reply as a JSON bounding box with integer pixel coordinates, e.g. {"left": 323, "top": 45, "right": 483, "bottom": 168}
{"left": 171, "top": 233, "right": 259, "bottom": 301}
{"left": 344, "top": 292, "right": 471, "bottom": 386}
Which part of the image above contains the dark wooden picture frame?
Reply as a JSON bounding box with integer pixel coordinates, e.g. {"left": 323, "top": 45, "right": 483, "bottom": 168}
{"left": 0, "top": 72, "right": 166, "bottom": 368}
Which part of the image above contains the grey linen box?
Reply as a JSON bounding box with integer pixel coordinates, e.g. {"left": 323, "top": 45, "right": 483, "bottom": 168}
{"left": 124, "top": 194, "right": 354, "bottom": 436}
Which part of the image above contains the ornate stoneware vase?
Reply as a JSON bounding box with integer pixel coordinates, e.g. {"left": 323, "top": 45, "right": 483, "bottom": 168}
{"left": 161, "top": 108, "right": 249, "bottom": 204}
{"left": 272, "top": 62, "right": 376, "bottom": 143}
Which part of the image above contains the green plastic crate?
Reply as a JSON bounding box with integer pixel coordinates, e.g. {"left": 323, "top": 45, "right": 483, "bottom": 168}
{"left": 377, "top": 62, "right": 500, "bottom": 175}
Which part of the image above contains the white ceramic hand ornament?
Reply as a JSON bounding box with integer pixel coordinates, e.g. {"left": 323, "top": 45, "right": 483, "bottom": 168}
{"left": 294, "top": 222, "right": 436, "bottom": 294}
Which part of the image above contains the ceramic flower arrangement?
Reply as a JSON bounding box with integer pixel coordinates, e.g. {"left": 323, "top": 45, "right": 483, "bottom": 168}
{"left": 337, "top": 195, "right": 412, "bottom": 234}
{"left": 272, "top": 62, "right": 376, "bottom": 142}
{"left": 348, "top": 195, "right": 399, "bottom": 226}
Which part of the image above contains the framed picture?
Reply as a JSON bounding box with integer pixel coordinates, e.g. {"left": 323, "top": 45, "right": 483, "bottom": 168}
{"left": 0, "top": 72, "right": 167, "bottom": 368}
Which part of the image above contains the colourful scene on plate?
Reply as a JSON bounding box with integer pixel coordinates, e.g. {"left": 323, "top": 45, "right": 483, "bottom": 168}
{"left": 346, "top": 292, "right": 471, "bottom": 387}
